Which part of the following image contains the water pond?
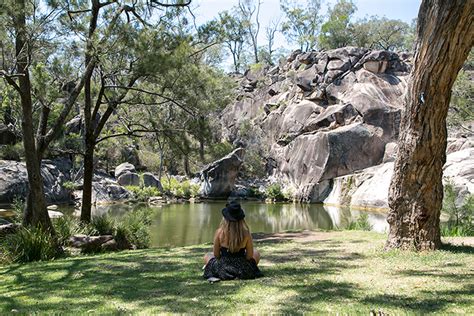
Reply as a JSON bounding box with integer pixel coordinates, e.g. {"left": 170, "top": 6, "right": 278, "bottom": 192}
{"left": 86, "top": 201, "right": 388, "bottom": 247}
{"left": 1, "top": 202, "right": 388, "bottom": 248}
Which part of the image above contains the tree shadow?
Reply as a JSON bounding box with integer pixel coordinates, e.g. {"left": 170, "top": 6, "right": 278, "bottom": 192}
{"left": 361, "top": 284, "right": 474, "bottom": 313}
{"left": 440, "top": 243, "right": 474, "bottom": 254}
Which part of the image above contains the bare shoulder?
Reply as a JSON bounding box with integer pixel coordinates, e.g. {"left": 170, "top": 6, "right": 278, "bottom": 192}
{"left": 214, "top": 228, "right": 222, "bottom": 240}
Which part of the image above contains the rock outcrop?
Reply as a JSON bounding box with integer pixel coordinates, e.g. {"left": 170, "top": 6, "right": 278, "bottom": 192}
{"left": 73, "top": 171, "right": 131, "bottom": 205}
{"left": 0, "top": 158, "right": 72, "bottom": 205}
{"left": 324, "top": 146, "right": 474, "bottom": 209}
{"left": 199, "top": 148, "right": 245, "bottom": 198}
{"left": 221, "top": 47, "right": 410, "bottom": 201}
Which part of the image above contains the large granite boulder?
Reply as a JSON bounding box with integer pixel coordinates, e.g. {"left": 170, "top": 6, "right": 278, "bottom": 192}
{"left": 73, "top": 171, "right": 131, "bottom": 205}
{"left": 443, "top": 148, "right": 474, "bottom": 194}
{"left": 199, "top": 148, "right": 245, "bottom": 198}
{"left": 142, "top": 172, "right": 163, "bottom": 191}
{"left": 0, "top": 158, "right": 72, "bottom": 205}
{"left": 323, "top": 145, "right": 474, "bottom": 209}
{"left": 117, "top": 172, "right": 140, "bottom": 186}
{"left": 114, "top": 162, "right": 136, "bottom": 179}
{"left": 220, "top": 47, "right": 410, "bottom": 201}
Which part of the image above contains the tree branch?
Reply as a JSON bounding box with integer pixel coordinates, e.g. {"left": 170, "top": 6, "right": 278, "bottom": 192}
{"left": 149, "top": 0, "right": 191, "bottom": 8}
{"left": 104, "top": 85, "right": 194, "bottom": 115}
{"left": 0, "top": 70, "right": 22, "bottom": 93}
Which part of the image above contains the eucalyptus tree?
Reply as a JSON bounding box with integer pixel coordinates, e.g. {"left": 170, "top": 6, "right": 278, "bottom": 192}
{"left": 280, "top": 0, "right": 322, "bottom": 52}
{"left": 217, "top": 10, "right": 249, "bottom": 73}
{"left": 238, "top": 0, "right": 261, "bottom": 64}
{"left": 350, "top": 16, "right": 412, "bottom": 51}
{"left": 0, "top": 0, "right": 96, "bottom": 230}
{"left": 319, "top": 0, "right": 356, "bottom": 49}
{"left": 387, "top": 0, "right": 473, "bottom": 250}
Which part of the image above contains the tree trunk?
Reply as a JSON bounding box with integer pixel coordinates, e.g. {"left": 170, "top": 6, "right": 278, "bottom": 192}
{"left": 386, "top": 0, "right": 474, "bottom": 250}
{"left": 13, "top": 0, "right": 52, "bottom": 230}
{"left": 80, "top": 145, "right": 95, "bottom": 223}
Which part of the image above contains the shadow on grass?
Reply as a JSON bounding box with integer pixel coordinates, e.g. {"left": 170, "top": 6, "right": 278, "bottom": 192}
{"left": 362, "top": 284, "right": 474, "bottom": 313}
{"left": 396, "top": 268, "right": 474, "bottom": 281}
{"left": 440, "top": 243, "right": 474, "bottom": 254}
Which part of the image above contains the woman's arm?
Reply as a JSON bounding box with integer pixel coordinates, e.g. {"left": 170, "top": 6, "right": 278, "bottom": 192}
{"left": 245, "top": 233, "right": 254, "bottom": 261}
{"left": 213, "top": 229, "right": 221, "bottom": 259}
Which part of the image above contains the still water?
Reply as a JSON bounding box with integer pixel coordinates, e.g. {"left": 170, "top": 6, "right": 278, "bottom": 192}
{"left": 94, "top": 202, "right": 388, "bottom": 247}
{"left": 1, "top": 202, "right": 389, "bottom": 248}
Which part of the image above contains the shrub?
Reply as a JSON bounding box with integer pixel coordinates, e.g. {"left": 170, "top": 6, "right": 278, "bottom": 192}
{"left": 61, "top": 181, "right": 77, "bottom": 191}
{"left": 265, "top": 183, "right": 285, "bottom": 201}
{"left": 138, "top": 150, "right": 162, "bottom": 173}
{"left": 115, "top": 208, "right": 153, "bottom": 249}
{"left": 247, "top": 186, "right": 264, "bottom": 199}
{"left": 1, "top": 226, "right": 61, "bottom": 263}
{"left": 347, "top": 213, "right": 373, "bottom": 231}
{"left": 11, "top": 196, "right": 25, "bottom": 224}
{"left": 126, "top": 185, "right": 161, "bottom": 202}
{"left": 161, "top": 178, "right": 199, "bottom": 198}
{"left": 0, "top": 143, "right": 24, "bottom": 161}
{"left": 441, "top": 182, "right": 473, "bottom": 236}
{"left": 53, "top": 215, "right": 85, "bottom": 246}
{"left": 207, "top": 142, "right": 234, "bottom": 162}
{"left": 90, "top": 214, "right": 115, "bottom": 236}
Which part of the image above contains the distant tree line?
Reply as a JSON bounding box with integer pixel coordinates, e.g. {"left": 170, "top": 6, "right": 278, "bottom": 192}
{"left": 199, "top": 0, "right": 416, "bottom": 73}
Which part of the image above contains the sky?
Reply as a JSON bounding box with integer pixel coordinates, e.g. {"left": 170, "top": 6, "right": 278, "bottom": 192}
{"left": 190, "top": 0, "right": 421, "bottom": 51}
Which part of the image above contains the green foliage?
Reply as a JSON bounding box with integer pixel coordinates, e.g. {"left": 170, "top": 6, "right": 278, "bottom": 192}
{"left": 441, "top": 182, "right": 473, "bottom": 236}
{"left": 350, "top": 16, "right": 413, "bottom": 51}
{"left": 347, "top": 213, "right": 372, "bottom": 231}
{"left": 61, "top": 181, "right": 76, "bottom": 191}
{"left": 52, "top": 215, "right": 85, "bottom": 246}
{"left": 0, "top": 143, "right": 24, "bottom": 161}
{"left": 319, "top": 0, "right": 357, "bottom": 49}
{"left": 243, "top": 147, "right": 267, "bottom": 179}
{"left": 90, "top": 214, "right": 115, "bottom": 236}
{"left": 282, "top": 186, "right": 296, "bottom": 201}
{"left": 207, "top": 142, "right": 234, "bottom": 162}
{"left": 249, "top": 63, "right": 264, "bottom": 72}
{"left": 11, "top": 196, "right": 25, "bottom": 224}
{"left": 115, "top": 208, "right": 153, "bottom": 249}
{"left": 161, "top": 178, "right": 200, "bottom": 198}
{"left": 1, "top": 226, "right": 61, "bottom": 263}
{"left": 265, "top": 183, "right": 285, "bottom": 201}
{"left": 247, "top": 186, "right": 264, "bottom": 199}
{"left": 138, "top": 150, "right": 162, "bottom": 174}
{"left": 448, "top": 54, "right": 473, "bottom": 130}
{"left": 126, "top": 186, "right": 162, "bottom": 202}
{"left": 280, "top": 0, "right": 323, "bottom": 51}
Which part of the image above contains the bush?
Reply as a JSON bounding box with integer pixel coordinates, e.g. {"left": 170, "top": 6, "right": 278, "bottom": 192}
{"left": 53, "top": 215, "right": 85, "bottom": 246}
{"left": 90, "top": 214, "right": 115, "bottom": 236}
{"left": 161, "top": 178, "right": 200, "bottom": 198}
{"left": 247, "top": 186, "right": 264, "bottom": 199}
{"left": 347, "top": 213, "right": 373, "bottom": 231}
{"left": 441, "top": 182, "right": 473, "bottom": 236}
{"left": 1, "top": 226, "right": 62, "bottom": 263}
{"left": 115, "top": 208, "right": 153, "bottom": 249}
{"left": 265, "top": 183, "right": 285, "bottom": 201}
{"left": 61, "top": 181, "right": 77, "bottom": 191}
{"left": 11, "top": 196, "right": 25, "bottom": 224}
{"left": 0, "top": 143, "right": 24, "bottom": 161}
{"left": 126, "top": 186, "right": 161, "bottom": 202}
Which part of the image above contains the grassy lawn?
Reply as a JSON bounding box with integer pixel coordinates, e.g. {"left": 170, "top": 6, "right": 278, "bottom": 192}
{"left": 0, "top": 231, "right": 473, "bottom": 314}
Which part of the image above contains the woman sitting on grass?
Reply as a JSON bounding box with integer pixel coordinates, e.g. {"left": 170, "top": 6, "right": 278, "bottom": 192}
{"left": 203, "top": 201, "right": 262, "bottom": 280}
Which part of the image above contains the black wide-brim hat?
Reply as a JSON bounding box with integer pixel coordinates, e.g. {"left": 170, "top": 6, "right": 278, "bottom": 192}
{"left": 222, "top": 201, "right": 245, "bottom": 222}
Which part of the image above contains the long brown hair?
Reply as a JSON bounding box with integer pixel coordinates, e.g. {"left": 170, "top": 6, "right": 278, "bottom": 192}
{"left": 219, "top": 218, "right": 250, "bottom": 253}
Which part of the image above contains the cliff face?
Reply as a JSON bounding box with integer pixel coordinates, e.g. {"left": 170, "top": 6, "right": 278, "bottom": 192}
{"left": 220, "top": 47, "right": 412, "bottom": 202}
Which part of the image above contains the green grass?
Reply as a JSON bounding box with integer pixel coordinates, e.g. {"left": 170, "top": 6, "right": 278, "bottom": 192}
{"left": 0, "top": 231, "right": 473, "bottom": 314}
